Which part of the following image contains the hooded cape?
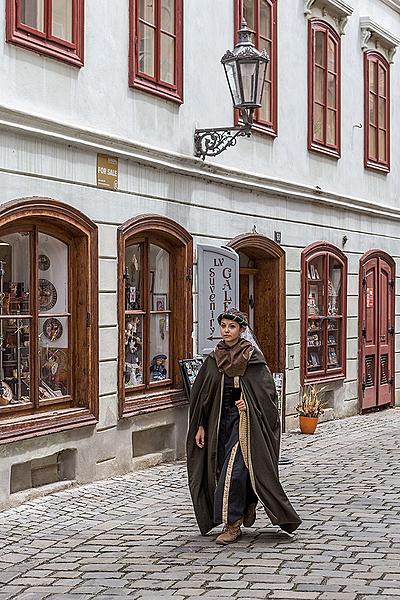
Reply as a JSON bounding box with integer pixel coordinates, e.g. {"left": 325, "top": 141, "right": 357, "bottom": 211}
{"left": 186, "top": 348, "right": 301, "bottom": 535}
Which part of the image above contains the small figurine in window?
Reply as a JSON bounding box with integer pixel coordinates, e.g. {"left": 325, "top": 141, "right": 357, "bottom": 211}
{"left": 150, "top": 354, "right": 167, "bottom": 381}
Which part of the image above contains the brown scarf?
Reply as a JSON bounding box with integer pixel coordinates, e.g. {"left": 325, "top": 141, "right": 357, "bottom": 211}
{"left": 214, "top": 338, "right": 253, "bottom": 377}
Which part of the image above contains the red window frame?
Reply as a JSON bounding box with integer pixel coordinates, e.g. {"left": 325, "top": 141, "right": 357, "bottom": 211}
{"left": 301, "top": 242, "right": 347, "bottom": 385}
{"left": 364, "top": 51, "right": 390, "bottom": 173}
{"left": 6, "top": 0, "right": 84, "bottom": 67}
{"left": 308, "top": 20, "right": 341, "bottom": 158}
{"left": 234, "top": 0, "right": 278, "bottom": 136}
{"left": 129, "top": 0, "right": 184, "bottom": 104}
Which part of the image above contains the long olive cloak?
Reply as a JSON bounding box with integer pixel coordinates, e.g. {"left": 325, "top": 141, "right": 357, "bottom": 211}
{"left": 186, "top": 348, "right": 302, "bottom": 535}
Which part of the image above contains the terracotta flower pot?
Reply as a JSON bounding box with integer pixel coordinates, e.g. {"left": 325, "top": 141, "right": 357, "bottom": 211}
{"left": 299, "top": 415, "right": 318, "bottom": 434}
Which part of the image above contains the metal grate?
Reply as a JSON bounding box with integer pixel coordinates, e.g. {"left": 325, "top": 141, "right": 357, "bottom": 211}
{"left": 380, "top": 354, "right": 389, "bottom": 385}
{"left": 365, "top": 356, "right": 374, "bottom": 387}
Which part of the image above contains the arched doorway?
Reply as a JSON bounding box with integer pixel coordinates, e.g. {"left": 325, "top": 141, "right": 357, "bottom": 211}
{"left": 228, "top": 234, "right": 286, "bottom": 376}
{"left": 358, "top": 250, "right": 395, "bottom": 412}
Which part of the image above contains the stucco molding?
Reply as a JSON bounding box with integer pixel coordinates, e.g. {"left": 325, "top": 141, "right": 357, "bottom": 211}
{"left": 360, "top": 17, "right": 400, "bottom": 63}
{"left": 379, "top": 0, "right": 400, "bottom": 15}
{"left": 1, "top": 104, "right": 400, "bottom": 224}
{"left": 304, "top": 0, "right": 353, "bottom": 34}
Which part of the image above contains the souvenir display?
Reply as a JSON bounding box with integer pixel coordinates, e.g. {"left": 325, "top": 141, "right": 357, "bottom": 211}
{"left": 305, "top": 254, "right": 343, "bottom": 377}
{"left": 38, "top": 279, "right": 57, "bottom": 311}
{"left": 124, "top": 245, "right": 141, "bottom": 310}
{"left": 0, "top": 381, "right": 13, "bottom": 405}
{"left": 43, "top": 318, "right": 63, "bottom": 342}
{"left": 0, "top": 260, "right": 30, "bottom": 406}
{"left": 38, "top": 254, "right": 51, "bottom": 271}
{"left": 124, "top": 316, "right": 143, "bottom": 387}
{"left": 150, "top": 353, "right": 167, "bottom": 382}
{"left": 179, "top": 357, "right": 204, "bottom": 399}
{"left": 40, "top": 348, "right": 69, "bottom": 397}
{"left": 152, "top": 293, "right": 168, "bottom": 311}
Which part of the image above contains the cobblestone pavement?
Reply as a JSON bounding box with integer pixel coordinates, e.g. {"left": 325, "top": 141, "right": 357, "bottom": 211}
{"left": 1, "top": 410, "right": 400, "bottom": 600}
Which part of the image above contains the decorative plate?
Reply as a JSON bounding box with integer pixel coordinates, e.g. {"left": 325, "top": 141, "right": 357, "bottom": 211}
{"left": 38, "top": 254, "right": 51, "bottom": 271}
{"left": 0, "top": 381, "right": 13, "bottom": 405}
{"left": 43, "top": 317, "right": 63, "bottom": 342}
{"left": 38, "top": 279, "right": 57, "bottom": 311}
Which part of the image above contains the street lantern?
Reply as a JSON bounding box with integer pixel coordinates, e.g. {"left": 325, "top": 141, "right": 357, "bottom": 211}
{"left": 222, "top": 20, "right": 269, "bottom": 122}
{"left": 194, "top": 20, "right": 269, "bottom": 160}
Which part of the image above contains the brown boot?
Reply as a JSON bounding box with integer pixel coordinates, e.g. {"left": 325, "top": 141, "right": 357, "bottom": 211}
{"left": 215, "top": 518, "right": 243, "bottom": 545}
{"left": 243, "top": 503, "right": 257, "bottom": 527}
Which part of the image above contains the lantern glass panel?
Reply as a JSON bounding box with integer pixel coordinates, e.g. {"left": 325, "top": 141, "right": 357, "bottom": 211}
{"left": 256, "top": 60, "right": 267, "bottom": 105}
{"left": 238, "top": 60, "right": 258, "bottom": 104}
{"left": 224, "top": 60, "right": 242, "bottom": 106}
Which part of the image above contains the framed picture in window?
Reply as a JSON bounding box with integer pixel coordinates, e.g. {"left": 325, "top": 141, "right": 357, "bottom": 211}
{"left": 152, "top": 293, "right": 168, "bottom": 311}
{"left": 179, "top": 357, "right": 204, "bottom": 399}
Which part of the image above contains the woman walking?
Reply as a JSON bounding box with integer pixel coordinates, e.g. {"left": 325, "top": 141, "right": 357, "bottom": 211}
{"left": 187, "top": 308, "right": 301, "bottom": 544}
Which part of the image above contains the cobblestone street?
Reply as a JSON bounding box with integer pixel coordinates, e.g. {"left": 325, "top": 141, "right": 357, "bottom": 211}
{"left": 0, "top": 410, "right": 400, "bottom": 600}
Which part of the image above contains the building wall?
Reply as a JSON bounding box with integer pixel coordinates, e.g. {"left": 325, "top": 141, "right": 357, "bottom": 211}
{"left": 1, "top": 0, "right": 400, "bottom": 509}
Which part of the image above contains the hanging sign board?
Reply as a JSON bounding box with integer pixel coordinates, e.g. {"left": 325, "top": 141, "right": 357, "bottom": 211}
{"left": 97, "top": 154, "right": 118, "bottom": 190}
{"left": 197, "top": 245, "right": 239, "bottom": 355}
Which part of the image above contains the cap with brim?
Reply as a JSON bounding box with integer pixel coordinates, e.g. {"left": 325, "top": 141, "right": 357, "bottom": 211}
{"left": 217, "top": 310, "right": 248, "bottom": 328}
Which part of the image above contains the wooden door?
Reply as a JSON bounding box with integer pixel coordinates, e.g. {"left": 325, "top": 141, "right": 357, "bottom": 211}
{"left": 360, "top": 255, "right": 395, "bottom": 410}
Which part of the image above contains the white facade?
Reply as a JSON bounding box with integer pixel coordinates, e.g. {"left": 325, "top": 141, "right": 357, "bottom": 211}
{"left": 0, "top": 0, "right": 400, "bottom": 509}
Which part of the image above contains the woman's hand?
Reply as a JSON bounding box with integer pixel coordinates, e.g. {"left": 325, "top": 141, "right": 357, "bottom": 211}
{"left": 235, "top": 398, "right": 247, "bottom": 412}
{"left": 195, "top": 426, "right": 205, "bottom": 448}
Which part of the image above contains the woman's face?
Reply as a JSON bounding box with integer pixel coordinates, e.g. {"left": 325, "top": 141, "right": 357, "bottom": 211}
{"left": 220, "top": 319, "right": 242, "bottom": 346}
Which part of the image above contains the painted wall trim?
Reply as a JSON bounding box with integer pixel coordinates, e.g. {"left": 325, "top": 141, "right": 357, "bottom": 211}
{"left": 1, "top": 104, "right": 400, "bottom": 223}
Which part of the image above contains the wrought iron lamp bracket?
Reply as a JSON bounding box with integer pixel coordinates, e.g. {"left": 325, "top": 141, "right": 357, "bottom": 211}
{"left": 194, "top": 121, "right": 252, "bottom": 161}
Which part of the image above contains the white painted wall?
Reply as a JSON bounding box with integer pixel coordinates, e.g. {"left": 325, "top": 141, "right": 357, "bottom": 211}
{"left": 0, "top": 1, "right": 400, "bottom": 207}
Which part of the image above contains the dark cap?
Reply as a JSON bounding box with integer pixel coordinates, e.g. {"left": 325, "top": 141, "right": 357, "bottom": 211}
{"left": 217, "top": 308, "right": 249, "bottom": 328}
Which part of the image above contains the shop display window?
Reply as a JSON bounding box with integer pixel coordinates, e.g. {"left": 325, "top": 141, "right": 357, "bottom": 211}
{"left": 118, "top": 215, "right": 192, "bottom": 417}
{"left": 0, "top": 199, "right": 98, "bottom": 443}
{"left": 301, "top": 243, "right": 347, "bottom": 383}
{"left": 123, "top": 241, "right": 171, "bottom": 391}
{"left": 6, "top": 0, "right": 84, "bottom": 66}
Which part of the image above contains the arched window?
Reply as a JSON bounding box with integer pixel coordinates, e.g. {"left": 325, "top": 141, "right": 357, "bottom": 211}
{"left": 235, "top": 0, "right": 278, "bottom": 135}
{"left": 0, "top": 198, "right": 98, "bottom": 442}
{"left": 118, "top": 215, "right": 192, "bottom": 416}
{"left": 301, "top": 243, "right": 347, "bottom": 384}
{"left": 364, "top": 52, "right": 390, "bottom": 172}
{"left": 308, "top": 20, "right": 341, "bottom": 157}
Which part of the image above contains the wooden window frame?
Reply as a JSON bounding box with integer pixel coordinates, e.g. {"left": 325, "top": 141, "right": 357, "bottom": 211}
{"left": 364, "top": 51, "right": 390, "bottom": 173}
{"left": 129, "top": 0, "right": 184, "bottom": 104}
{"left": 0, "top": 197, "right": 98, "bottom": 444}
{"left": 234, "top": 0, "right": 278, "bottom": 136}
{"left": 308, "top": 20, "right": 341, "bottom": 158}
{"left": 118, "top": 214, "right": 192, "bottom": 418}
{"left": 301, "top": 242, "right": 347, "bottom": 385}
{"left": 6, "top": 0, "right": 84, "bottom": 67}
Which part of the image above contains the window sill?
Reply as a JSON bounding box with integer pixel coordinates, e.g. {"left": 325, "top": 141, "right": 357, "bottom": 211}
{"left": 251, "top": 122, "right": 278, "bottom": 138}
{"left": 303, "top": 373, "right": 346, "bottom": 385}
{"left": 6, "top": 30, "right": 83, "bottom": 67}
{"left": 129, "top": 76, "right": 183, "bottom": 105}
{"left": 365, "top": 160, "right": 390, "bottom": 174}
{"left": 309, "top": 143, "right": 341, "bottom": 160}
{"left": 121, "top": 388, "right": 187, "bottom": 418}
{"left": 0, "top": 407, "right": 97, "bottom": 444}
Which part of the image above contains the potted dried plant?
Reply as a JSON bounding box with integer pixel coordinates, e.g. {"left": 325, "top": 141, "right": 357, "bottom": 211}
{"left": 296, "top": 385, "right": 326, "bottom": 434}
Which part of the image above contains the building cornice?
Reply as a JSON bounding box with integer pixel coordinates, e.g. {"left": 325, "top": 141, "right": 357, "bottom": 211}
{"left": 379, "top": 0, "right": 400, "bottom": 15}
{"left": 0, "top": 104, "right": 400, "bottom": 223}
{"left": 304, "top": 0, "right": 353, "bottom": 34}
{"left": 360, "top": 17, "right": 400, "bottom": 63}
